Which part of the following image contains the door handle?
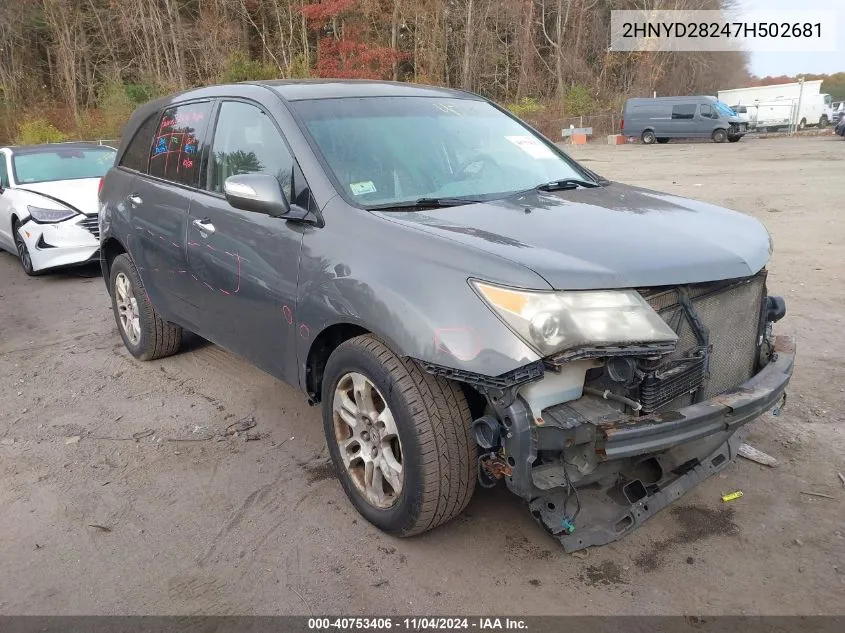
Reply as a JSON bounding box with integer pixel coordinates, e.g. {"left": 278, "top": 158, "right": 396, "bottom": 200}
{"left": 192, "top": 218, "right": 216, "bottom": 236}
{"left": 127, "top": 194, "right": 142, "bottom": 206}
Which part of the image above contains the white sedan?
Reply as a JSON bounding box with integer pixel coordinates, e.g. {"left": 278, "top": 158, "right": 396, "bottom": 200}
{"left": 0, "top": 143, "right": 116, "bottom": 275}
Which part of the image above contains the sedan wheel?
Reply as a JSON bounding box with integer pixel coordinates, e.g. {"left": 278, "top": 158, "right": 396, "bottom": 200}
{"left": 114, "top": 272, "right": 141, "bottom": 346}
{"left": 13, "top": 220, "right": 37, "bottom": 276}
{"left": 332, "top": 372, "right": 404, "bottom": 509}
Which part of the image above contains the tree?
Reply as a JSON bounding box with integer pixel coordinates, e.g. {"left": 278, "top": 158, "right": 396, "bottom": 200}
{"left": 300, "top": 0, "right": 404, "bottom": 79}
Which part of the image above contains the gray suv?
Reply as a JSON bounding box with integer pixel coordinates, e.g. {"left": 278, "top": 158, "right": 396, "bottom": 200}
{"left": 99, "top": 81, "right": 794, "bottom": 551}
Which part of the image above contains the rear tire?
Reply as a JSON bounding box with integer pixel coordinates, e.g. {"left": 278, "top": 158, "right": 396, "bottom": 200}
{"left": 712, "top": 128, "right": 728, "bottom": 143}
{"left": 109, "top": 253, "right": 182, "bottom": 361}
{"left": 12, "top": 219, "right": 40, "bottom": 277}
{"left": 641, "top": 130, "right": 656, "bottom": 145}
{"left": 798, "top": 118, "right": 807, "bottom": 131}
{"left": 321, "top": 334, "right": 476, "bottom": 537}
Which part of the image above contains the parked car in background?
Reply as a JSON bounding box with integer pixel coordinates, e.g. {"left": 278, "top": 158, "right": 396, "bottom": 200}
{"left": 730, "top": 104, "right": 751, "bottom": 124}
{"left": 100, "top": 81, "right": 793, "bottom": 552}
{"left": 0, "top": 143, "right": 116, "bottom": 275}
{"left": 622, "top": 96, "right": 747, "bottom": 144}
{"left": 832, "top": 102, "right": 844, "bottom": 126}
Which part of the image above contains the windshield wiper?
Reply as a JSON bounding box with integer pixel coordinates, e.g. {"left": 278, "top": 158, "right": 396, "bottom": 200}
{"left": 535, "top": 178, "right": 599, "bottom": 192}
{"left": 368, "top": 196, "right": 485, "bottom": 210}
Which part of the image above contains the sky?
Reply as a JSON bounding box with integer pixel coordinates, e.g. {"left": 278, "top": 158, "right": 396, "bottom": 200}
{"left": 738, "top": 0, "right": 842, "bottom": 76}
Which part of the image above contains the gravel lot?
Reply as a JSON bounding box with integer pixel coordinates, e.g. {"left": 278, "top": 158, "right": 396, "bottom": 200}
{"left": 1, "top": 135, "right": 843, "bottom": 615}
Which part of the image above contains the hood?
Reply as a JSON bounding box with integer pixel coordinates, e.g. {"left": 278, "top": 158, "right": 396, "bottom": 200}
{"left": 374, "top": 183, "right": 770, "bottom": 290}
{"left": 17, "top": 178, "right": 100, "bottom": 216}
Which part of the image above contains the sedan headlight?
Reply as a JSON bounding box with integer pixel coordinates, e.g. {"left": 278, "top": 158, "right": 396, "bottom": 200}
{"left": 472, "top": 281, "right": 678, "bottom": 356}
{"left": 28, "top": 205, "right": 77, "bottom": 223}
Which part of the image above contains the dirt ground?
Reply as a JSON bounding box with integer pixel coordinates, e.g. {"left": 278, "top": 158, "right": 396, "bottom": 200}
{"left": 1, "top": 135, "right": 843, "bottom": 616}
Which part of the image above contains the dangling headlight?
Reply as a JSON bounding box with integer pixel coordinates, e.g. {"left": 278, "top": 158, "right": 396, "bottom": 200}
{"left": 472, "top": 280, "right": 678, "bottom": 356}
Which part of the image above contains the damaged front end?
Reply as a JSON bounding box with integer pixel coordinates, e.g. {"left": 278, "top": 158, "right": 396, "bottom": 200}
{"left": 424, "top": 271, "right": 794, "bottom": 551}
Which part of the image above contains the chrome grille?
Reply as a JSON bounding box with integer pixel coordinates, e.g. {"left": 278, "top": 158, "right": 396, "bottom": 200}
{"left": 78, "top": 216, "right": 99, "bottom": 239}
{"left": 639, "top": 271, "right": 766, "bottom": 408}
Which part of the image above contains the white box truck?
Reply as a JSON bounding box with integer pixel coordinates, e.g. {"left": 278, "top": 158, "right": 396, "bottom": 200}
{"left": 718, "top": 80, "right": 833, "bottom": 130}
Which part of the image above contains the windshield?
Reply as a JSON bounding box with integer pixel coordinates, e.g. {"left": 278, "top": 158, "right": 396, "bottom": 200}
{"left": 714, "top": 101, "right": 736, "bottom": 117}
{"left": 291, "top": 97, "right": 594, "bottom": 207}
{"left": 12, "top": 147, "right": 116, "bottom": 185}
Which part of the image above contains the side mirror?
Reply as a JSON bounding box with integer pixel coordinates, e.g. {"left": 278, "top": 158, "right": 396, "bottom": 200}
{"left": 224, "top": 173, "right": 291, "bottom": 217}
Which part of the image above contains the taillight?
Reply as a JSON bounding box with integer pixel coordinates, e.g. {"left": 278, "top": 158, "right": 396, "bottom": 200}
{"left": 97, "top": 177, "right": 104, "bottom": 200}
{"left": 620, "top": 118, "right": 624, "bottom": 131}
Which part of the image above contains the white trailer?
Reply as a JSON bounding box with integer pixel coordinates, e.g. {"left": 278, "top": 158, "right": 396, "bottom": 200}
{"left": 718, "top": 81, "right": 833, "bottom": 129}
{"left": 718, "top": 80, "right": 823, "bottom": 104}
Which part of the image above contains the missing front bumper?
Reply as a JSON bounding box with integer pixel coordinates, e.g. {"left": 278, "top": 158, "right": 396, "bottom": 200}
{"left": 531, "top": 429, "right": 747, "bottom": 551}
{"left": 500, "top": 335, "right": 795, "bottom": 551}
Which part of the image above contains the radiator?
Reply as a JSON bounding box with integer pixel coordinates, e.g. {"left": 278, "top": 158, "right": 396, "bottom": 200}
{"left": 638, "top": 271, "right": 767, "bottom": 412}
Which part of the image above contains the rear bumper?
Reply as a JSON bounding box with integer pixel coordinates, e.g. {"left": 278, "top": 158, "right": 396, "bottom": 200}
{"left": 500, "top": 335, "right": 795, "bottom": 551}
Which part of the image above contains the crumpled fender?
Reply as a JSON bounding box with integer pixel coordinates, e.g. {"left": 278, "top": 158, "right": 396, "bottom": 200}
{"left": 295, "top": 198, "right": 547, "bottom": 392}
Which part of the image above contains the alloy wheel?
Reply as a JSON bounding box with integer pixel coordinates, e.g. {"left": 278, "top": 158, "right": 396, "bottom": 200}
{"left": 332, "top": 372, "right": 404, "bottom": 509}
{"left": 114, "top": 272, "right": 141, "bottom": 345}
{"left": 13, "top": 227, "right": 32, "bottom": 273}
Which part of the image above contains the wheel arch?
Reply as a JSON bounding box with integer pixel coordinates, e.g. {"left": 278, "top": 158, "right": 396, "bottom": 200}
{"left": 640, "top": 128, "right": 657, "bottom": 143}
{"left": 304, "top": 322, "right": 376, "bottom": 403}
{"left": 303, "top": 321, "right": 487, "bottom": 419}
{"left": 100, "top": 236, "right": 128, "bottom": 287}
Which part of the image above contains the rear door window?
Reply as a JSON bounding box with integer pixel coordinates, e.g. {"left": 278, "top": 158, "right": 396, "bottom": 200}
{"left": 206, "top": 100, "right": 295, "bottom": 201}
{"left": 671, "top": 104, "right": 697, "bottom": 120}
{"left": 148, "top": 101, "right": 213, "bottom": 187}
{"left": 0, "top": 155, "right": 8, "bottom": 188}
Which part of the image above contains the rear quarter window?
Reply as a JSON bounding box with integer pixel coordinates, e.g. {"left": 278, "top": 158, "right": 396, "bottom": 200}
{"left": 119, "top": 113, "right": 160, "bottom": 173}
{"left": 148, "top": 101, "right": 213, "bottom": 187}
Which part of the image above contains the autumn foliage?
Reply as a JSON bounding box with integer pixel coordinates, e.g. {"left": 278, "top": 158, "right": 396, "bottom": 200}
{"left": 300, "top": 0, "right": 404, "bottom": 79}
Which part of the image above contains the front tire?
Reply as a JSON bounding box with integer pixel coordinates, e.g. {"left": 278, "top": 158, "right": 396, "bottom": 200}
{"left": 13, "top": 220, "right": 39, "bottom": 276}
{"left": 109, "top": 253, "right": 182, "bottom": 360}
{"left": 322, "top": 334, "right": 476, "bottom": 537}
{"left": 641, "top": 130, "right": 656, "bottom": 145}
{"left": 798, "top": 118, "right": 807, "bottom": 131}
{"left": 820, "top": 115, "right": 829, "bottom": 127}
{"left": 712, "top": 128, "right": 728, "bottom": 143}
